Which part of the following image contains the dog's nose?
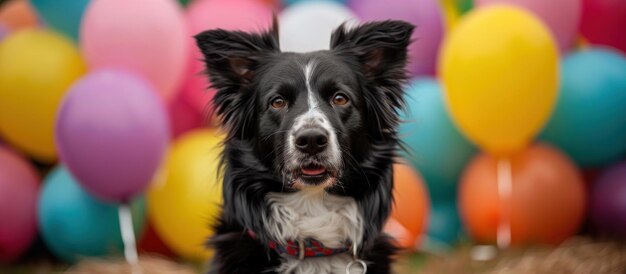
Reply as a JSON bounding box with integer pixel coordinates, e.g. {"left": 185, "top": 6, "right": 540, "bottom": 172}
{"left": 294, "top": 128, "right": 329, "bottom": 154}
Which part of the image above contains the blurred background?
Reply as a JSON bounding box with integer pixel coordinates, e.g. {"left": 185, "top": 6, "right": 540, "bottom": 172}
{"left": 0, "top": 0, "right": 625, "bottom": 273}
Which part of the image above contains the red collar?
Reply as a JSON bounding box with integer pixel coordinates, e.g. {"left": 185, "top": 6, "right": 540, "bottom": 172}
{"left": 247, "top": 230, "right": 352, "bottom": 259}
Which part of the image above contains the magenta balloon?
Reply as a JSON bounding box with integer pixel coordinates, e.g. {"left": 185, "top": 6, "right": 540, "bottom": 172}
{"left": 56, "top": 70, "right": 170, "bottom": 202}
{"left": 181, "top": 0, "right": 272, "bottom": 113}
{"left": 476, "top": 0, "right": 581, "bottom": 53}
{"left": 81, "top": 0, "right": 188, "bottom": 100}
{"left": 350, "top": 0, "right": 444, "bottom": 76}
{"left": 0, "top": 146, "right": 39, "bottom": 263}
{"left": 590, "top": 161, "right": 626, "bottom": 240}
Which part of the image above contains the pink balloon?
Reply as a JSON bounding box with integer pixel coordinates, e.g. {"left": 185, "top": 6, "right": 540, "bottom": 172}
{"left": 350, "top": 0, "right": 444, "bottom": 76}
{"left": 0, "top": 146, "right": 39, "bottom": 263}
{"left": 182, "top": 0, "right": 273, "bottom": 113}
{"left": 81, "top": 0, "right": 188, "bottom": 100}
{"left": 476, "top": 0, "right": 581, "bottom": 53}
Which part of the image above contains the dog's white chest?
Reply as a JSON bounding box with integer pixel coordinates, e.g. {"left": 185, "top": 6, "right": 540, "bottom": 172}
{"left": 264, "top": 190, "right": 364, "bottom": 273}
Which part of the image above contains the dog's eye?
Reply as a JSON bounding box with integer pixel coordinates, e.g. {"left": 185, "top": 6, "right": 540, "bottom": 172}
{"left": 332, "top": 93, "right": 349, "bottom": 106}
{"left": 271, "top": 96, "right": 287, "bottom": 109}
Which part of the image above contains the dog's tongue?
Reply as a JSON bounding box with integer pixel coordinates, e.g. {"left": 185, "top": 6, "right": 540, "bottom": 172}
{"left": 301, "top": 166, "right": 326, "bottom": 176}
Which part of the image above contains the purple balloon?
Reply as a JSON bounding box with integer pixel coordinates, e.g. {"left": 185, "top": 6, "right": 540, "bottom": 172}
{"left": 56, "top": 69, "right": 170, "bottom": 202}
{"left": 0, "top": 24, "right": 8, "bottom": 41}
{"left": 590, "top": 161, "right": 626, "bottom": 240}
{"left": 350, "top": 0, "right": 444, "bottom": 76}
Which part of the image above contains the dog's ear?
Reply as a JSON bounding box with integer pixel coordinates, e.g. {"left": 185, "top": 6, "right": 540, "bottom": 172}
{"left": 331, "top": 21, "right": 414, "bottom": 139}
{"left": 330, "top": 20, "right": 414, "bottom": 83}
{"left": 194, "top": 18, "right": 279, "bottom": 140}
{"left": 195, "top": 18, "right": 279, "bottom": 88}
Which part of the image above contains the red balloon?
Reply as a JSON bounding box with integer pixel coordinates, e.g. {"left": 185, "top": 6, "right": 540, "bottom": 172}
{"left": 580, "top": 0, "right": 626, "bottom": 53}
{"left": 0, "top": 145, "right": 39, "bottom": 262}
{"left": 459, "top": 144, "right": 586, "bottom": 245}
{"left": 384, "top": 163, "right": 430, "bottom": 250}
{"left": 138, "top": 219, "right": 176, "bottom": 258}
{"left": 168, "top": 91, "right": 205, "bottom": 139}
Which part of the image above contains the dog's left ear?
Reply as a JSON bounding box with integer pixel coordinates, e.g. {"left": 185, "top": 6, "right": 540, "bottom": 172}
{"left": 331, "top": 21, "right": 414, "bottom": 139}
{"left": 331, "top": 20, "right": 414, "bottom": 84}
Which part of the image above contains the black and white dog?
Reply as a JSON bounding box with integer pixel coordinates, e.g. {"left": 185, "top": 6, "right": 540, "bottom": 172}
{"left": 195, "top": 18, "right": 414, "bottom": 274}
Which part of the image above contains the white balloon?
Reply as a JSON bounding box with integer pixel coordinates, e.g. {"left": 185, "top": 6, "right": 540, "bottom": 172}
{"left": 279, "top": 1, "right": 358, "bottom": 53}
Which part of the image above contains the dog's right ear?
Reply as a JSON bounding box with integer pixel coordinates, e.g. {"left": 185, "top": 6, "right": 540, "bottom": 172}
{"left": 194, "top": 19, "right": 279, "bottom": 89}
{"left": 194, "top": 18, "right": 279, "bottom": 140}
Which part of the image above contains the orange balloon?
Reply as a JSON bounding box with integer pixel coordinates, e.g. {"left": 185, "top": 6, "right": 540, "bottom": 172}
{"left": 459, "top": 144, "right": 586, "bottom": 245}
{"left": 385, "top": 163, "right": 430, "bottom": 250}
{"left": 0, "top": 0, "right": 38, "bottom": 31}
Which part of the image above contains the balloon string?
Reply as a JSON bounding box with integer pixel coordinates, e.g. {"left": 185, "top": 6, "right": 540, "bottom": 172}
{"left": 119, "top": 204, "right": 142, "bottom": 274}
{"left": 496, "top": 158, "right": 512, "bottom": 249}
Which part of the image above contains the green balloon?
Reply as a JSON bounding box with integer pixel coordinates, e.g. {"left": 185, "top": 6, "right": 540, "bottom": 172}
{"left": 456, "top": 0, "right": 473, "bottom": 14}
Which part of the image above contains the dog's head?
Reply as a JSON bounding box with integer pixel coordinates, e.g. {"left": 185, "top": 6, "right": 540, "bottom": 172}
{"left": 196, "top": 19, "right": 413, "bottom": 190}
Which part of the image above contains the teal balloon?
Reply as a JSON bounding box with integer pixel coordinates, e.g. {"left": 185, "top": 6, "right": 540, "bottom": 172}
{"left": 427, "top": 201, "right": 463, "bottom": 246}
{"left": 30, "top": 0, "right": 90, "bottom": 42}
{"left": 38, "top": 166, "right": 146, "bottom": 263}
{"left": 400, "top": 78, "right": 475, "bottom": 201}
{"left": 540, "top": 48, "right": 626, "bottom": 167}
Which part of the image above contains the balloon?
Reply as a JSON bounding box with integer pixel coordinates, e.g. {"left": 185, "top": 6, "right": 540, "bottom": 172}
{"left": 541, "top": 48, "right": 626, "bottom": 167}
{"left": 459, "top": 144, "right": 586, "bottom": 245}
{"left": 56, "top": 69, "right": 170, "bottom": 202}
{"left": 440, "top": 0, "right": 461, "bottom": 30}
{"left": 440, "top": 6, "right": 559, "bottom": 156}
{"left": 425, "top": 201, "right": 463, "bottom": 246}
{"left": 81, "top": 0, "right": 187, "bottom": 100}
{"left": 580, "top": 0, "right": 626, "bottom": 53}
{"left": 0, "top": 0, "right": 38, "bottom": 31}
{"left": 169, "top": 92, "right": 205, "bottom": 138}
{"left": 148, "top": 130, "right": 224, "bottom": 261}
{"left": 350, "top": 0, "right": 444, "bottom": 76}
{"left": 30, "top": 0, "right": 89, "bottom": 42}
{"left": 0, "top": 29, "right": 86, "bottom": 162}
{"left": 284, "top": 0, "right": 346, "bottom": 6}
{"left": 138, "top": 219, "right": 176, "bottom": 257}
{"left": 476, "top": 0, "right": 581, "bottom": 52}
{"left": 0, "top": 24, "right": 8, "bottom": 40}
{"left": 39, "top": 166, "right": 146, "bottom": 263}
{"left": 183, "top": 0, "right": 272, "bottom": 113}
{"left": 590, "top": 162, "right": 626, "bottom": 240}
{"left": 455, "top": 0, "right": 474, "bottom": 13}
{"left": 400, "top": 78, "right": 475, "bottom": 201}
{"left": 0, "top": 146, "right": 39, "bottom": 263}
{"left": 384, "top": 163, "right": 430, "bottom": 250}
{"left": 280, "top": 1, "right": 357, "bottom": 52}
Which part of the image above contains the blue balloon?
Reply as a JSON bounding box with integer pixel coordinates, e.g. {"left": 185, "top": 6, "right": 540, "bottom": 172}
{"left": 426, "top": 201, "right": 463, "bottom": 246}
{"left": 400, "top": 78, "right": 476, "bottom": 201}
{"left": 38, "top": 166, "right": 146, "bottom": 263}
{"left": 540, "top": 48, "right": 626, "bottom": 167}
{"left": 283, "top": 0, "right": 346, "bottom": 7}
{"left": 30, "top": 0, "right": 90, "bottom": 42}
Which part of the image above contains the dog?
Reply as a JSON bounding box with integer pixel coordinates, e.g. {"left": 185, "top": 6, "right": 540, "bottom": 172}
{"left": 195, "top": 18, "right": 414, "bottom": 274}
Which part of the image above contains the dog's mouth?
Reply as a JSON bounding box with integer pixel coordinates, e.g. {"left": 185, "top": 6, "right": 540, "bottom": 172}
{"left": 301, "top": 164, "right": 327, "bottom": 176}
{"left": 289, "top": 162, "right": 338, "bottom": 189}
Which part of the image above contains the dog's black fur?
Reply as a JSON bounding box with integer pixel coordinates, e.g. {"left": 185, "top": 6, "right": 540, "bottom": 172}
{"left": 195, "top": 18, "right": 414, "bottom": 274}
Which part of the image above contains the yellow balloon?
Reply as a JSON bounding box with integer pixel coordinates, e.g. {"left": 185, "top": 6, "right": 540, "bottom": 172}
{"left": 441, "top": 0, "right": 461, "bottom": 30}
{"left": 0, "top": 29, "right": 86, "bottom": 162}
{"left": 148, "top": 129, "right": 224, "bottom": 261}
{"left": 439, "top": 5, "right": 558, "bottom": 156}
